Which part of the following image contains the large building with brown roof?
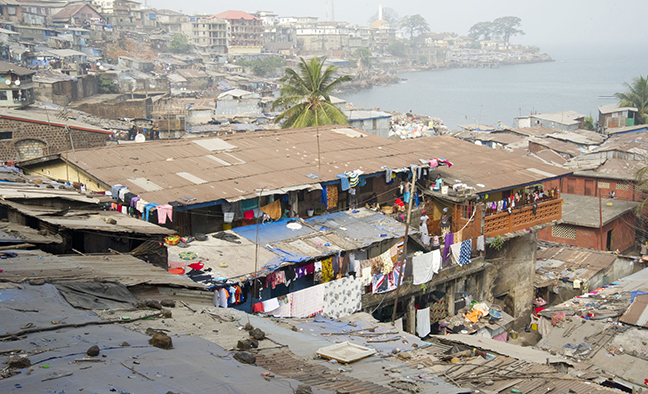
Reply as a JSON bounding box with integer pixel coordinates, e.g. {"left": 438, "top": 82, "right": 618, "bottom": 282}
{"left": 212, "top": 10, "right": 263, "bottom": 54}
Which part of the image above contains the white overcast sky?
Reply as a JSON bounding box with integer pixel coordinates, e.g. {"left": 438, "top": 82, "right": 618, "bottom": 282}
{"left": 147, "top": 0, "right": 648, "bottom": 50}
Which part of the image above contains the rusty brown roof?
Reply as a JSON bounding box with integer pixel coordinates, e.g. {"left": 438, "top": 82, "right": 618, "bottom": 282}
{"left": 620, "top": 293, "right": 648, "bottom": 328}
{"left": 63, "top": 126, "right": 571, "bottom": 205}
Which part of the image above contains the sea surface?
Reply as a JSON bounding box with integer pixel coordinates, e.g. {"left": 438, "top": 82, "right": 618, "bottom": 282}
{"left": 339, "top": 45, "right": 648, "bottom": 130}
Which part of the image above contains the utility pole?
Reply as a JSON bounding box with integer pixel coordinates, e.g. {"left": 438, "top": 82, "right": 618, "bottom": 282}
{"left": 391, "top": 170, "right": 417, "bottom": 325}
{"left": 599, "top": 185, "right": 604, "bottom": 250}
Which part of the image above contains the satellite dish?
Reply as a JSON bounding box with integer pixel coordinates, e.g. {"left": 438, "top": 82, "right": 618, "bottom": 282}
{"left": 134, "top": 133, "right": 146, "bottom": 143}
{"left": 4, "top": 79, "right": 10, "bottom": 85}
{"left": 14, "top": 80, "right": 20, "bottom": 86}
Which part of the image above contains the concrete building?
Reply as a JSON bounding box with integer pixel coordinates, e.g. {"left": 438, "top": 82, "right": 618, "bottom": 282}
{"left": 0, "top": 0, "right": 21, "bottom": 22}
{"left": 181, "top": 17, "right": 227, "bottom": 54}
{"left": 345, "top": 109, "right": 391, "bottom": 139}
{"left": 0, "top": 61, "right": 33, "bottom": 108}
{"left": 155, "top": 8, "right": 186, "bottom": 33}
{"left": 18, "top": 0, "right": 64, "bottom": 25}
{"left": 213, "top": 10, "right": 262, "bottom": 54}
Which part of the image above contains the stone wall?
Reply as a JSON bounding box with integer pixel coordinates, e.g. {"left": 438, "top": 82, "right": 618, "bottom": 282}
{"left": 483, "top": 232, "right": 537, "bottom": 326}
{"left": 0, "top": 118, "right": 109, "bottom": 161}
{"left": 74, "top": 97, "right": 153, "bottom": 119}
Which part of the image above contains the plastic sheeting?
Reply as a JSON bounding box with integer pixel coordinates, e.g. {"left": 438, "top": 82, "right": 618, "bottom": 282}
{"left": 54, "top": 281, "right": 140, "bottom": 310}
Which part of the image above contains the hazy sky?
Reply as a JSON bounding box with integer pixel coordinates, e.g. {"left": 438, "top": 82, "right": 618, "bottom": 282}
{"left": 147, "top": 0, "right": 648, "bottom": 51}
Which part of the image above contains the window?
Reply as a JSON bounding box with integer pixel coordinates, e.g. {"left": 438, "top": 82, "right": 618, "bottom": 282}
{"left": 598, "top": 181, "right": 610, "bottom": 189}
{"left": 0, "top": 132, "right": 12, "bottom": 140}
{"left": 0, "top": 91, "right": 6, "bottom": 100}
{"left": 616, "top": 183, "right": 629, "bottom": 191}
{"left": 552, "top": 224, "right": 576, "bottom": 240}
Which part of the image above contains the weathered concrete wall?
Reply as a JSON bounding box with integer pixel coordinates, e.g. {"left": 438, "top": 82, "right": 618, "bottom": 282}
{"left": 558, "top": 176, "right": 637, "bottom": 201}
{"left": 484, "top": 232, "right": 536, "bottom": 324}
{"left": 74, "top": 97, "right": 153, "bottom": 119}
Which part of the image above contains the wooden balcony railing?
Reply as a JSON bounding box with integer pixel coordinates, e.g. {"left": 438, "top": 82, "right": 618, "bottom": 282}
{"left": 484, "top": 198, "right": 562, "bottom": 237}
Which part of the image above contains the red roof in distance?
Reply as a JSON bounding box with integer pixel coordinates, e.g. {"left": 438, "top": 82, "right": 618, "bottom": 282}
{"left": 211, "top": 10, "right": 260, "bottom": 20}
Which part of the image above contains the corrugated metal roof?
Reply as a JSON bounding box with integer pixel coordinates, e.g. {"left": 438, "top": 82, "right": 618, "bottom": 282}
{"left": 0, "top": 284, "right": 308, "bottom": 393}
{"left": 62, "top": 127, "right": 571, "bottom": 206}
{"left": 560, "top": 194, "right": 638, "bottom": 228}
{"left": 0, "top": 200, "right": 173, "bottom": 236}
{"left": 537, "top": 246, "right": 618, "bottom": 279}
{"left": 620, "top": 293, "right": 648, "bottom": 328}
{"left": 0, "top": 251, "right": 204, "bottom": 288}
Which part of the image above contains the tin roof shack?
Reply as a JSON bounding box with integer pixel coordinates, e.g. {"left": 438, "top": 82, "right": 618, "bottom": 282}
{"left": 117, "top": 55, "right": 154, "bottom": 73}
{"left": 538, "top": 194, "right": 638, "bottom": 252}
{"left": 598, "top": 103, "right": 638, "bottom": 131}
{"left": 419, "top": 144, "right": 571, "bottom": 321}
{"left": 176, "top": 68, "right": 210, "bottom": 90}
{"left": 215, "top": 88, "right": 261, "bottom": 115}
{"left": 51, "top": 3, "right": 102, "bottom": 26}
{"left": 0, "top": 107, "right": 111, "bottom": 161}
{"left": 515, "top": 110, "right": 585, "bottom": 131}
{"left": 535, "top": 246, "right": 636, "bottom": 306}
{"left": 0, "top": 191, "right": 173, "bottom": 254}
{"left": 33, "top": 72, "right": 98, "bottom": 107}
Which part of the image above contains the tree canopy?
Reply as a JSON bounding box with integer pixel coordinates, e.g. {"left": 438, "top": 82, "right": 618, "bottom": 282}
{"left": 493, "top": 16, "right": 525, "bottom": 43}
{"left": 168, "top": 33, "right": 190, "bottom": 53}
{"left": 272, "top": 57, "right": 352, "bottom": 128}
{"left": 400, "top": 14, "right": 430, "bottom": 38}
{"left": 616, "top": 75, "right": 648, "bottom": 125}
{"left": 236, "top": 56, "right": 285, "bottom": 77}
{"left": 468, "top": 21, "right": 495, "bottom": 41}
{"left": 368, "top": 7, "right": 400, "bottom": 26}
{"left": 468, "top": 16, "right": 524, "bottom": 42}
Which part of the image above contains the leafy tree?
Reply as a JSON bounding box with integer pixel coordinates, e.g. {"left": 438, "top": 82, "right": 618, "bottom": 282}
{"left": 367, "top": 7, "right": 400, "bottom": 26}
{"left": 468, "top": 21, "right": 495, "bottom": 41}
{"left": 97, "top": 74, "right": 118, "bottom": 94}
{"left": 353, "top": 48, "right": 372, "bottom": 68}
{"left": 272, "top": 57, "right": 352, "bottom": 128}
{"left": 387, "top": 39, "right": 406, "bottom": 57}
{"left": 400, "top": 14, "right": 430, "bottom": 38}
{"left": 616, "top": 75, "right": 648, "bottom": 124}
{"left": 237, "top": 56, "right": 285, "bottom": 77}
{"left": 584, "top": 116, "right": 595, "bottom": 131}
{"left": 169, "top": 33, "right": 190, "bottom": 53}
{"left": 493, "top": 16, "right": 524, "bottom": 43}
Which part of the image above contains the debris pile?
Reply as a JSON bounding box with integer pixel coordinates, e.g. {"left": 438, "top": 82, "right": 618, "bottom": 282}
{"left": 389, "top": 111, "right": 448, "bottom": 139}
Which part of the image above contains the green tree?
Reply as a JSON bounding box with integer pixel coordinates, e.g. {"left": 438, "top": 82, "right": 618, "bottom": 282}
{"left": 168, "top": 33, "right": 190, "bottom": 53}
{"left": 272, "top": 57, "right": 352, "bottom": 128}
{"left": 353, "top": 48, "right": 372, "bottom": 68}
{"left": 584, "top": 116, "right": 595, "bottom": 131}
{"left": 468, "top": 21, "right": 495, "bottom": 41}
{"left": 615, "top": 75, "right": 648, "bottom": 124}
{"left": 387, "top": 39, "right": 406, "bottom": 57}
{"left": 367, "top": 7, "right": 400, "bottom": 26}
{"left": 237, "top": 56, "right": 285, "bottom": 77}
{"left": 400, "top": 14, "right": 430, "bottom": 38}
{"left": 97, "top": 74, "right": 118, "bottom": 94}
{"left": 493, "top": 16, "right": 524, "bottom": 43}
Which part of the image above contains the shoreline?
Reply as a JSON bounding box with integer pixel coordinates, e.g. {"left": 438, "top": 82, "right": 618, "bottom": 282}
{"left": 337, "top": 57, "right": 554, "bottom": 94}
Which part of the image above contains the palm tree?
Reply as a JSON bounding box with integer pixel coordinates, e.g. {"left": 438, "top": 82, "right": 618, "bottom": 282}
{"left": 272, "top": 57, "right": 352, "bottom": 128}
{"left": 615, "top": 75, "right": 648, "bottom": 124}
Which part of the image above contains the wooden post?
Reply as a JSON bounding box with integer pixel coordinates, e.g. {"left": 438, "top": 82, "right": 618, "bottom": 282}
{"left": 599, "top": 188, "right": 604, "bottom": 250}
{"left": 447, "top": 279, "right": 456, "bottom": 317}
{"left": 406, "top": 296, "right": 416, "bottom": 334}
{"left": 391, "top": 171, "right": 417, "bottom": 324}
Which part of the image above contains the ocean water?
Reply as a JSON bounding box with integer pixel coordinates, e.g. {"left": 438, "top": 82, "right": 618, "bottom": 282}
{"left": 339, "top": 45, "right": 648, "bottom": 130}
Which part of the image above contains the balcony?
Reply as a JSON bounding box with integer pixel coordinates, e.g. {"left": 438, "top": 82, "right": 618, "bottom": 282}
{"left": 484, "top": 198, "right": 562, "bottom": 237}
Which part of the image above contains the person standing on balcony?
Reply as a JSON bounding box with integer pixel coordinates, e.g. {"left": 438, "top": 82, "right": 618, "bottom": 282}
{"left": 440, "top": 207, "right": 451, "bottom": 237}
{"left": 433, "top": 174, "right": 443, "bottom": 191}
{"left": 420, "top": 210, "right": 430, "bottom": 247}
